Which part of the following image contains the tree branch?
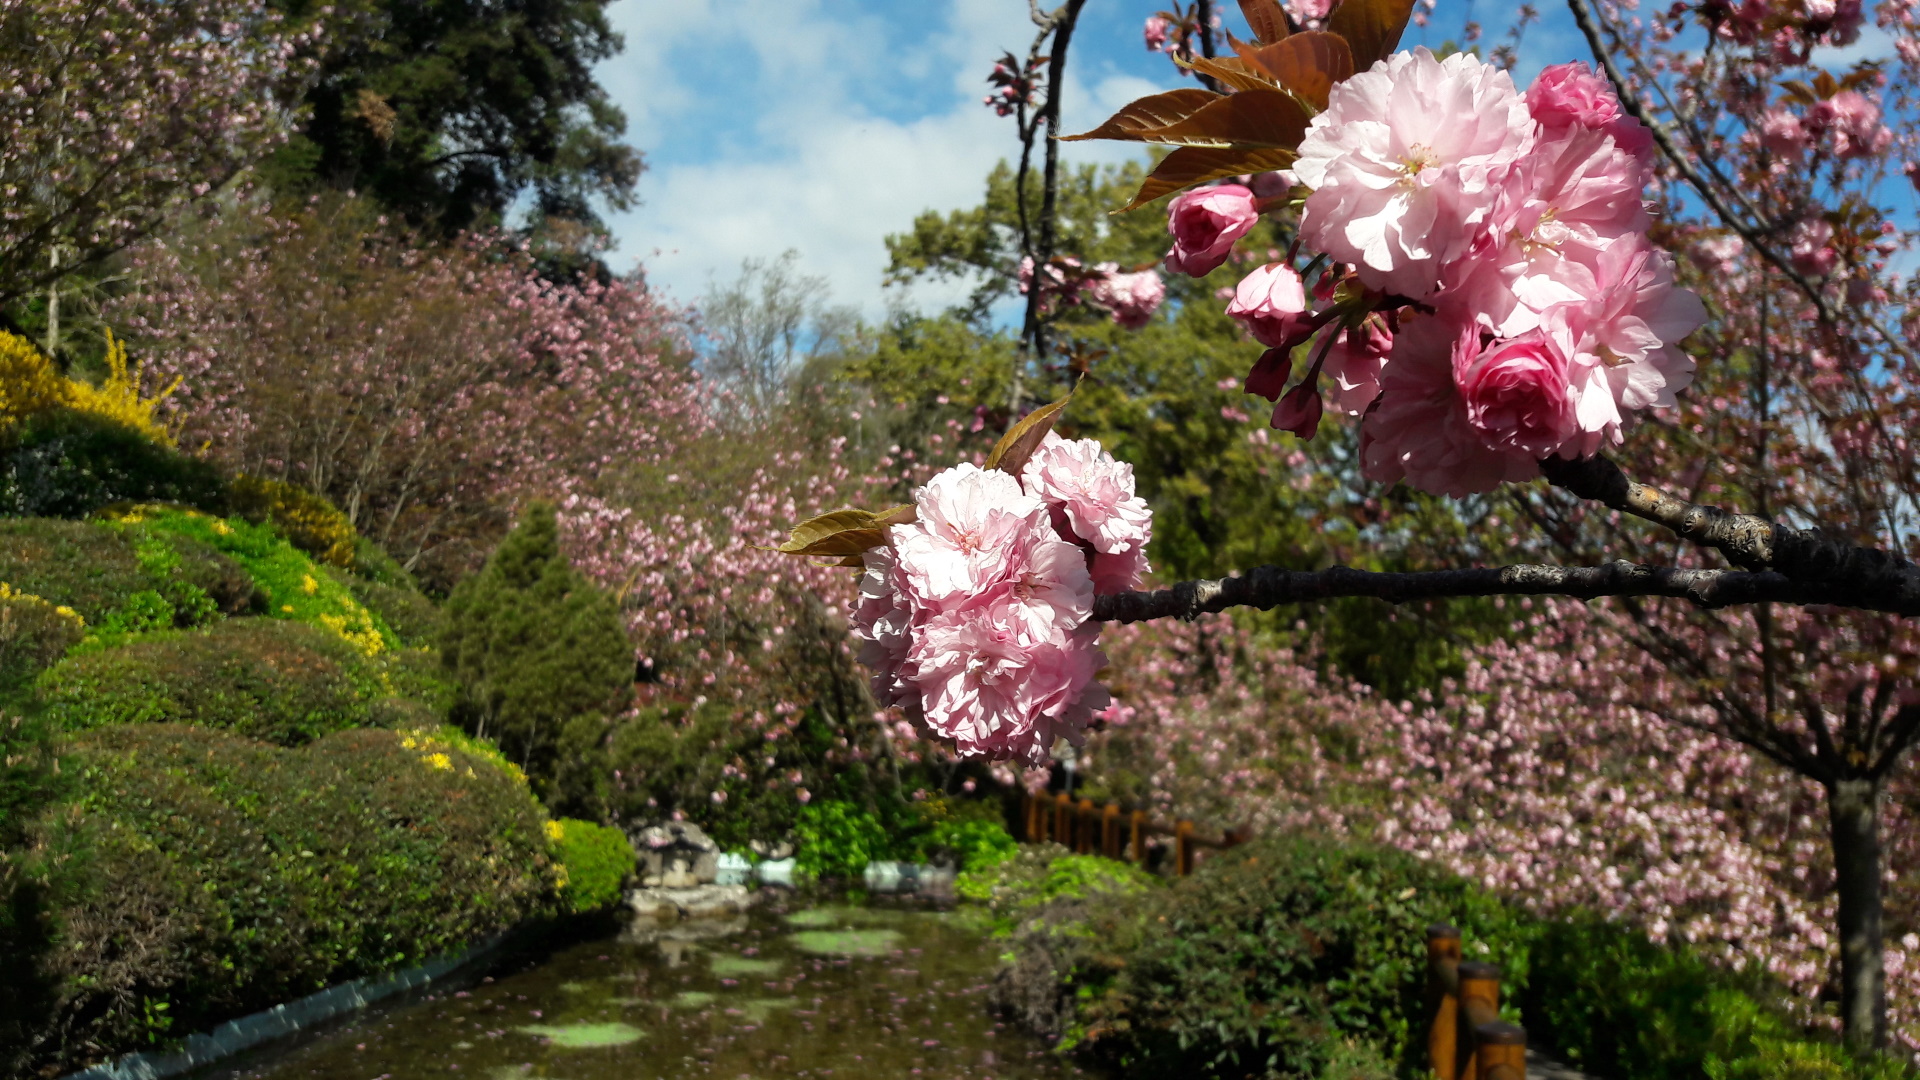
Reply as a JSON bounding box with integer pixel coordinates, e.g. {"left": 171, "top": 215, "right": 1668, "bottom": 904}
{"left": 1539, "top": 454, "right": 1920, "bottom": 611}
{"left": 1088, "top": 559, "right": 1914, "bottom": 624}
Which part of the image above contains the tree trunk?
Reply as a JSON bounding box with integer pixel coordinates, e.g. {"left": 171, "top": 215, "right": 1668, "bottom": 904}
{"left": 1828, "top": 776, "right": 1886, "bottom": 1051}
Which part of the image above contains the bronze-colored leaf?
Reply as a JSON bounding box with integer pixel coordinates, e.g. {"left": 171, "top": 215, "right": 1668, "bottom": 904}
{"left": 1241, "top": 32, "right": 1353, "bottom": 109}
{"left": 873, "top": 503, "right": 917, "bottom": 527}
{"left": 1068, "top": 88, "right": 1310, "bottom": 152}
{"left": 985, "top": 390, "right": 1074, "bottom": 476}
{"left": 1060, "top": 88, "right": 1222, "bottom": 143}
{"left": 777, "top": 508, "right": 888, "bottom": 559}
{"left": 1121, "top": 145, "right": 1300, "bottom": 210}
{"left": 1238, "top": 0, "right": 1292, "bottom": 44}
{"left": 1183, "top": 54, "right": 1283, "bottom": 93}
{"left": 1327, "top": 0, "right": 1416, "bottom": 69}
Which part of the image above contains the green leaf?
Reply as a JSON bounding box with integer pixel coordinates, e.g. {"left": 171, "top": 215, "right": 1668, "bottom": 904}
{"left": 985, "top": 390, "right": 1074, "bottom": 476}
{"left": 775, "top": 508, "right": 890, "bottom": 559}
{"left": 1327, "top": 0, "right": 1417, "bottom": 70}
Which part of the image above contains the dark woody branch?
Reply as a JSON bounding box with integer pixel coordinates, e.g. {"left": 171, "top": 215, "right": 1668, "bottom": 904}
{"left": 1089, "top": 559, "right": 1920, "bottom": 624}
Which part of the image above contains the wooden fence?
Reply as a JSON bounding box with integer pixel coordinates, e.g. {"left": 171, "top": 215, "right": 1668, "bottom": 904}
{"left": 1426, "top": 924, "right": 1527, "bottom": 1080}
{"left": 1016, "top": 789, "right": 1247, "bottom": 876}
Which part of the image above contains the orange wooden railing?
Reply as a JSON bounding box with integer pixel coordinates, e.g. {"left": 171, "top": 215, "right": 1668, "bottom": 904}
{"left": 1017, "top": 789, "right": 1247, "bottom": 876}
{"left": 1426, "top": 924, "right": 1527, "bottom": 1080}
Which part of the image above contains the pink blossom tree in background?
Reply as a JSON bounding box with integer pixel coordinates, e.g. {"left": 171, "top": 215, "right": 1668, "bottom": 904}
{"left": 0, "top": 0, "right": 316, "bottom": 325}
{"left": 107, "top": 197, "right": 702, "bottom": 588}
{"left": 782, "top": 0, "right": 1920, "bottom": 1052}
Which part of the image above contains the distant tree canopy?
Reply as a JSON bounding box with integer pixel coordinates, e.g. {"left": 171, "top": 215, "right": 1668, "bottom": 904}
{"left": 268, "top": 0, "right": 641, "bottom": 236}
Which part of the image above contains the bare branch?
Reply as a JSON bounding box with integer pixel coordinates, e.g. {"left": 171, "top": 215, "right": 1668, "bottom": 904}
{"left": 1540, "top": 454, "right": 1920, "bottom": 611}
{"left": 1088, "top": 559, "right": 1913, "bottom": 624}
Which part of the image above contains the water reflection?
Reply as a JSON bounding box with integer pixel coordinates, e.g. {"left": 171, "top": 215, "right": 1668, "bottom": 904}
{"left": 219, "top": 901, "right": 1099, "bottom": 1080}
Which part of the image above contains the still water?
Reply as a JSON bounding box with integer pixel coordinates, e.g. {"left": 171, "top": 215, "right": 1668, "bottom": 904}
{"left": 219, "top": 901, "right": 1099, "bottom": 1080}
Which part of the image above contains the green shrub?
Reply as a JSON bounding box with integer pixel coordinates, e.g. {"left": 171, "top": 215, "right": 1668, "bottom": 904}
{"left": 228, "top": 474, "right": 358, "bottom": 568}
{"left": 38, "top": 619, "right": 382, "bottom": 744}
{"left": 1004, "top": 832, "right": 1532, "bottom": 1079}
{"left": 794, "top": 799, "right": 893, "bottom": 881}
{"left": 549, "top": 817, "right": 634, "bottom": 913}
{"left": 120, "top": 507, "right": 395, "bottom": 655}
{"left": 0, "top": 518, "right": 259, "bottom": 627}
{"left": 0, "top": 408, "right": 227, "bottom": 520}
{"left": 331, "top": 567, "right": 441, "bottom": 645}
{"left": 0, "top": 590, "right": 86, "bottom": 699}
{"left": 439, "top": 502, "right": 631, "bottom": 804}
{"left": 17, "top": 723, "right": 556, "bottom": 1076}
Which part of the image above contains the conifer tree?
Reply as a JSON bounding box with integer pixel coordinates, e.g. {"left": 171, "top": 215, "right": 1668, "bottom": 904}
{"left": 439, "top": 502, "right": 631, "bottom": 808}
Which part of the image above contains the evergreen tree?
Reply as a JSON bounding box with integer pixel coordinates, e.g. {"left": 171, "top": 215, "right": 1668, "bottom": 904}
{"left": 439, "top": 502, "right": 631, "bottom": 810}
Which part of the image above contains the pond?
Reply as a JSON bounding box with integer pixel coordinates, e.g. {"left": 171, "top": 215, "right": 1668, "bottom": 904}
{"left": 212, "top": 900, "right": 1101, "bottom": 1080}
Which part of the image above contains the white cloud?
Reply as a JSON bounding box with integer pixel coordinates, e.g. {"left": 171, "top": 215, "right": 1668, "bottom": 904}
{"left": 596, "top": 0, "right": 1159, "bottom": 321}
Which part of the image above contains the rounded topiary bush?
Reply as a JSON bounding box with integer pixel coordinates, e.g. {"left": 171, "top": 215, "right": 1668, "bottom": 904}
{"left": 0, "top": 408, "right": 227, "bottom": 520}
{"left": 0, "top": 518, "right": 259, "bottom": 626}
{"left": 548, "top": 817, "right": 635, "bottom": 913}
{"left": 999, "top": 832, "right": 1532, "bottom": 1080}
{"left": 37, "top": 618, "right": 380, "bottom": 744}
{"left": 18, "top": 723, "right": 557, "bottom": 1077}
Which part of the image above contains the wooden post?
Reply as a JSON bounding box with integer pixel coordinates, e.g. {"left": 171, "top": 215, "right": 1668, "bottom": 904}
{"left": 1025, "top": 793, "right": 1042, "bottom": 842}
{"left": 1456, "top": 962, "right": 1502, "bottom": 1080}
{"left": 1076, "top": 799, "right": 1096, "bottom": 853}
{"left": 1101, "top": 803, "right": 1121, "bottom": 857}
{"left": 1426, "top": 924, "right": 1461, "bottom": 1080}
{"left": 1175, "top": 819, "right": 1195, "bottom": 876}
{"left": 1474, "top": 1022, "right": 1526, "bottom": 1080}
{"left": 1054, "top": 792, "right": 1071, "bottom": 847}
{"left": 1129, "top": 809, "right": 1146, "bottom": 864}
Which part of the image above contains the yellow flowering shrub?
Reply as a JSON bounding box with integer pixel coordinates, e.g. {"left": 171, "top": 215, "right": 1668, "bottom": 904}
{"left": 228, "top": 474, "right": 359, "bottom": 569}
{"left": 0, "top": 329, "right": 180, "bottom": 445}
{"left": 0, "top": 580, "right": 88, "bottom": 694}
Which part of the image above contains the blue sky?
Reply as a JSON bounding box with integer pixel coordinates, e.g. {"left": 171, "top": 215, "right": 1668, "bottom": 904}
{"left": 589, "top": 0, "right": 1895, "bottom": 320}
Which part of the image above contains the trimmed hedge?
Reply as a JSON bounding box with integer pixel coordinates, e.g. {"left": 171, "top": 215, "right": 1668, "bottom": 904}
{"left": 0, "top": 518, "right": 259, "bottom": 628}
{"left": 548, "top": 817, "right": 634, "bottom": 913}
{"left": 996, "top": 833, "right": 1531, "bottom": 1079}
{"left": 38, "top": 619, "right": 383, "bottom": 744}
{"left": 0, "top": 408, "right": 226, "bottom": 520}
{"left": 228, "top": 474, "right": 358, "bottom": 569}
{"left": 17, "top": 723, "right": 557, "bottom": 1076}
{"left": 0, "top": 589, "right": 86, "bottom": 699}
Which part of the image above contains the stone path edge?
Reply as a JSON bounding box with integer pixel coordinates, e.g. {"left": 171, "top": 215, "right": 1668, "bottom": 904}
{"left": 55, "top": 933, "right": 509, "bottom": 1080}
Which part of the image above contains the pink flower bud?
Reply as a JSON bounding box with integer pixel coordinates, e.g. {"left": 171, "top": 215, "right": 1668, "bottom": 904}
{"left": 1270, "top": 380, "right": 1324, "bottom": 438}
{"left": 1164, "top": 184, "right": 1260, "bottom": 277}
{"left": 1226, "top": 263, "right": 1315, "bottom": 349}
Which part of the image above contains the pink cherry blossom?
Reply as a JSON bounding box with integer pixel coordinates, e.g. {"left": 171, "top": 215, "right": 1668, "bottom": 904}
{"left": 1359, "top": 310, "right": 1542, "bottom": 496}
{"left": 1526, "top": 61, "right": 1656, "bottom": 165}
{"left": 1761, "top": 107, "right": 1812, "bottom": 155}
{"left": 1790, "top": 217, "right": 1839, "bottom": 276}
{"left": 1021, "top": 434, "right": 1153, "bottom": 555}
{"left": 1089, "top": 266, "right": 1166, "bottom": 329}
{"left": 1293, "top": 48, "right": 1535, "bottom": 298}
{"left": 1143, "top": 15, "right": 1169, "bottom": 51}
{"left": 1810, "top": 90, "right": 1893, "bottom": 158}
{"left": 1164, "top": 184, "right": 1260, "bottom": 277}
{"left": 1090, "top": 545, "right": 1151, "bottom": 596}
{"left": 1456, "top": 327, "right": 1580, "bottom": 456}
{"left": 906, "top": 601, "right": 1109, "bottom": 765}
{"left": 1321, "top": 317, "right": 1393, "bottom": 415}
{"left": 1225, "top": 262, "right": 1316, "bottom": 348}
{"left": 851, "top": 546, "right": 916, "bottom": 712}
{"left": 1271, "top": 379, "right": 1325, "bottom": 438}
{"left": 890, "top": 463, "right": 1047, "bottom": 607}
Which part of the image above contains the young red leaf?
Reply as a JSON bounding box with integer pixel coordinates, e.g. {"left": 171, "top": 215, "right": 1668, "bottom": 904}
{"left": 1122, "top": 145, "right": 1300, "bottom": 210}
{"left": 1181, "top": 55, "right": 1285, "bottom": 93}
{"left": 1240, "top": 32, "right": 1354, "bottom": 110}
{"left": 1061, "top": 88, "right": 1224, "bottom": 143}
{"left": 985, "top": 390, "right": 1074, "bottom": 476}
{"left": 1238, "top": 0, "right": 1292, "bottom": 44}
{"left": 1326, "top": 0, "right": 1417, "bottom": 70}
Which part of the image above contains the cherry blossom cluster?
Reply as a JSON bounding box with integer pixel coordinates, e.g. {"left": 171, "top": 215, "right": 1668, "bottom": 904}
{"left": 1163, "top": 50, "right": 1707, "bottom": 497}
{"left": 849, "top": 433, "right": 1151, "bottom": 765}
{"left": 1017, "top": 255, "right": 1166, "bottom": 330}
{"left": 982, "top": 52, "right": 1045, "bottom": 117}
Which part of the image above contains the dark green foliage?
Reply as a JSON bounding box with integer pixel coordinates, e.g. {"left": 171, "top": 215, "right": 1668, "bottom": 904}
{"left": 792, "top": 797, "right": 1018, "bottom": 882}
{"left": 1001, "top": 833, "right": 1530, "bottom": 1079}
{"left": 0, "top": 518, "right": 260, "bottom": 627}
{"left": 440, "top": 502, "right": 632, "bottom": 800}
{"left": 550, "top": 816, "right": 633, "bottom": 913}
{"left": 328, "top": 566, "right": 442, "bottom": 645}
{"left": 38, "top": 619, "right": 382, "bottom": 744}
{"left": 14, "top": 723, "right": 555, "bottom": 1076}
{"left": 0, "top": 594, "right": 85, "bottom": 701}
{"left": 269, "top": 0, "right": 641, "bottom": 238}
{"left": 0, "top": 409, "right": 227, "bottom": 520}
{"left": 793, "top": 800, "right": 892, "bottom": 881}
